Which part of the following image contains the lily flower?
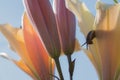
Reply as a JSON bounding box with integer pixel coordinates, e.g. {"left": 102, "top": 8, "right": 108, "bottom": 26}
{"left": 0, "top": 13, "right": 54, "bottom": 80}
{"left": 65, "top": 0, "right": 120, "bottom": 80}
{"left": 24, "top": 0, "right": 61, "bottom": 58}
{"left": 24, "top": 0, "right": 80, "bottom": 79}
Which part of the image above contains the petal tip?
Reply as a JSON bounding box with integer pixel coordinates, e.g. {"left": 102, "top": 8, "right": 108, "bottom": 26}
{"left": 0, "top": 52, "right": 12, "bottom": 60}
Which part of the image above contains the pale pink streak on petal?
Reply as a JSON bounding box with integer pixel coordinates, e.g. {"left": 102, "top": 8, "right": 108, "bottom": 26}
{"left": 54, "top": 0, "right": 76, "bottom": 54}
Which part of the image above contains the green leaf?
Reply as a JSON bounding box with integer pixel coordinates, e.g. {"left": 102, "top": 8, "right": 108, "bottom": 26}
{"left": 114, "top": 0, "right": 118, "bottom": 3}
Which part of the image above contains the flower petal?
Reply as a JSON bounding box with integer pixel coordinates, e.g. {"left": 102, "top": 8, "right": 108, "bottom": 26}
{"left": 54, "top": 0, "right": 76, "bottom": 54}
{"left": 83, "top": 39, "right": 102, "bottom": 79}
{"left": 24, "top": 0, "right": 61, "bottom": 58}
{"left": 65, "top": 0, "right": 95, "bottom": 36}
{"left": 95, "top": 2, "right": 120, "bottom": 80}
{"left": 23, "top": 13, "right": 54, "bottom": 80}
{"left": 0, "top": 23, "right": 39, "bottom": 79}
{"left": 74, "top": 39, "right": 81, "bottom": 52}
{"left": 96, "top": 1, "right": 112, "bottom": 26}
{"left": 0, "top": 53, "right": 36, "bottom": 79}
{"left": 14, "top": 60, "right": 36, "bottom": 79}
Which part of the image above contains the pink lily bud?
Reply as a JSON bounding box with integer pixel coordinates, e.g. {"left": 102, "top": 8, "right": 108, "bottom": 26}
{"left": 54, "top": 0, "right": 76, "bottom": 54}
{"left": 24, "top": 0, "right": 61, "bottom": 58}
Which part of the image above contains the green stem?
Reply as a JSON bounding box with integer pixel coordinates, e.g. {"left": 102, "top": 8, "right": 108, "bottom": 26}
{"left": 49, "top": 74, "right": 60, "bottom": 80}
{"left": 54, "top": 58, "right": 64, "bottom": 80}
{"left": 67, "top": 54, "right": 73, "bottom": 80}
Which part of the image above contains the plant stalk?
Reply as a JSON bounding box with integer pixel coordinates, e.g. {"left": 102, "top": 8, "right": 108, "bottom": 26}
{"left": 54, "top": 58, "right": 64, "bottom": 80}
{"left": 67, "top": 54, "right": 73, "bottom": 80}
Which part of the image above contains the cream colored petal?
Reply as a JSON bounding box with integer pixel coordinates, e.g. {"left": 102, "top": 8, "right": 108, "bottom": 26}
{"left": 74, "top": 39, "right": 81, "bottom": 51}
{"left": 83, "top": 39, "right": 102, "bottom": 79}
{"left": 83, "top": 49, "right": 100, "bottom": 75}
{"left": 82, "top": 2, "right": 120, "bottom": 79}
{"left": 89, "top": 39, "right": 102, "bottom": 79}
{"left": 96, "top": 1, "right": 112, "bottom": 25}
{"left": 65, "top": 0, "right": 94, "bottom": 36}
{"left": 95, "top": 2, "right": 120, "bottom": 80}
{"left": 96, "top": 1, "right": 117, "bottom": 31}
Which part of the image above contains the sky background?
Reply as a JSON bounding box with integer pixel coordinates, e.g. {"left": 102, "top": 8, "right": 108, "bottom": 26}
{"left": 0, "top": 0, "right": 119, "bottom": 80}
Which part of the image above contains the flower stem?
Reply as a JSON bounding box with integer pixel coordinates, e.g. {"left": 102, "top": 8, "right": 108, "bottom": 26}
{"left": 54, "top": 58, "right": 64, "bottom": 80}
{"left": 49, "top": 74, "right": 60, "bottom": 80}
{"left": 67, "top": 54, "right": 73, "bottom": 80}
{"left": 67, "top": 53, "right": 76, "bottom": 80}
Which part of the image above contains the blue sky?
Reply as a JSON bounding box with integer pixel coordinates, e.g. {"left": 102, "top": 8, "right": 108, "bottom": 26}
{"left": 0, "top": 0, "right": 118, "bottom": 80}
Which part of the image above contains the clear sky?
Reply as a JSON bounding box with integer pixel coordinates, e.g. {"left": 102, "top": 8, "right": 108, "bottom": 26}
{"left": 0, "top": 0, "right": 118, "bottom": 80}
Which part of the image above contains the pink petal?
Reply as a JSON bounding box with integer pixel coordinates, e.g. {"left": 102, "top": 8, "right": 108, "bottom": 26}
{"left": 54, "top": 0, "right": 76, "bottom": 54}
{"left": 24, "top": 0, "right": 61, "bottom": 57}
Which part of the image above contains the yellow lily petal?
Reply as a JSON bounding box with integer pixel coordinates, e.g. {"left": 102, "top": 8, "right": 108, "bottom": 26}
{"left": 14, "top": 60, "right": 35, "bottom": 79}
{"left": 0, "top": 53, "right": 37, "bottom": 80}
{"left": 0, "top": 24, "right": 39, "bottom": 79}
{"left": 65, "top": 0, "right": 95, "bottom": 36}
